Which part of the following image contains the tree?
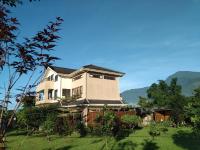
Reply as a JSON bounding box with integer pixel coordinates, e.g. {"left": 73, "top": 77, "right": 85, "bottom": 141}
{"left": 16, "top": 105, "right": 58, "bottom": 133}
{"left": 121, "top": 114, "right": 141, "bottom": 129}
{"left": 94, "top": 108, "right": 119, "bottom": 150}
{"left": 41, "top": 113, "right": 57, "bottom": 141}
{"left": 149, "top": 121, "right": 160, "bottom": 140}
{"left": 17, "top": 107, "right": 41, "bottom": 132}
{"left": 147, "top": 78, "right": 187, "bottom": 125}
{"left": 147, "top": 81, "right": 169, "bottom": 107}
{"left": 149, "top": 120, "right": 171, "bottom": 140}
{"left": 138, "top": 96, "right": 153, "bottom": 109}
{"left": 185, "top": 87, "right": 200, "bottom": 136}
{"left": 168, "top": 79, "right": 187, "bottom": 125}
{"left": 0, "top": 2, "right": 63, "bottom": 147}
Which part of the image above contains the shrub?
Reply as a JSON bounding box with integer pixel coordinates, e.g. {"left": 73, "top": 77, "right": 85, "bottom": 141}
{"left": 17, "top": 107, "right": 43, "bottom": 132}
{"left": 149, "top": 122, "right": 161, "bottom": 140}
{"left": 41, "top": 113, "right": 57, "bottom": 141}
{"left": 121, "top": 115, "right": 141, "bottom": 129}
{"left": 149, "top": 121, "right": 171, "bottom": 139}
{"left": 76, "top": 122, "right": 87, "bottom": 137}
{"left": 159, "top": 120, "right": 172, "bottom": 134}
{"left": 55, "top": 117, "right": 72, "bottom": 136}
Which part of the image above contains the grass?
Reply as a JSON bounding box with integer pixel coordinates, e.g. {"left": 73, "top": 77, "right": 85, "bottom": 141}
{"left": 6, "top": 127, "right": 200, "bottom": 150}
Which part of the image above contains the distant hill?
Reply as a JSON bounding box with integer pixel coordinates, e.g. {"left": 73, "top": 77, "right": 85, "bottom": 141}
{"left": 165, "top": 71, "right": 200, "bottom": 96}
{"left": 121, "top": 87, "right": 148, "bottom": 105}
{"left": 121, "top": 71, "right": 200, "bottom": 104}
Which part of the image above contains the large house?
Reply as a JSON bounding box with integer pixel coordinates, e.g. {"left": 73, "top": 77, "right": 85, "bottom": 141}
{"left": 36, "top": 64, "right": 128, "bottom": 125}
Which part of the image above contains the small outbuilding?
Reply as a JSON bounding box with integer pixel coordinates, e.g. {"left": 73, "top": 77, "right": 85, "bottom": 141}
{"left": 153, "top": 108, "right": 172, "bottom": 122}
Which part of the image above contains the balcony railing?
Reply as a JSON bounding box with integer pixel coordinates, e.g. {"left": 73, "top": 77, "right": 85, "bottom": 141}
{"left": 36, "top": 80, "right": 55, "bottom": 92}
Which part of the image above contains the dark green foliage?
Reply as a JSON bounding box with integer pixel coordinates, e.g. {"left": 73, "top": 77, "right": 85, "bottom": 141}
{"left": 21, "top": 96, "right": 35, "bottom": 108}
{"left": 149, "top": 122, "right": 161, "bottom": 140}
{"left": 76, "top": 122, "right": 87, "bottom": 137}
{"left": 100, "top": 111, "right": 117, "bottom": 136}
{"left": 16, "top": 106, "right": 58, "bottom": 132}
{"left": 41, "top": 113, "right": 57, "bottom": 141}
{"left": 147, "top": 80, "right": 170, "bottom": 107}
{"left": 159, "top": 120, "right": 172, "bottom": 134}
{"left": 55, "top": 117, "right": 71, "bottom": 136}
{"left": 149, "top": 121, "right": 171, "bottom": 140}
{"left": 185, "top": 87, "right": 200, "bottom": 136}
{"left": 147, "top": 78, "right": 187, "bottom": 125}
{"left": 138, "top": 96, "right": 153, "bottom": 109}
{"left": 17, "top": 107, "right": 42, "bottom": 131}
{"left": 121, "top": 114, "right": 141, "bottom": 129}
{"left": 172, "top": 129, "right": 200, "bottom": 150}
{"left": 93, "top": 109, "right": 140, "bottom": 142}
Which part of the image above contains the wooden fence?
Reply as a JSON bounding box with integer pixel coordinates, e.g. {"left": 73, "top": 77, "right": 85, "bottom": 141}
{"left": 87, "top": 111, "right": 135, "bottom": 125}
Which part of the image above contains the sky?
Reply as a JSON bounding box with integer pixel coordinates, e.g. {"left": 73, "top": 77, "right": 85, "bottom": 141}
{"left": 3, "top": 0, "right": 200, "bottom": 93}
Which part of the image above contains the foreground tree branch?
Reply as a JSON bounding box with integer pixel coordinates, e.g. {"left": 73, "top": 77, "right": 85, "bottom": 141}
{"left": 0, "top": 3, "right": 63, "bottom": 149}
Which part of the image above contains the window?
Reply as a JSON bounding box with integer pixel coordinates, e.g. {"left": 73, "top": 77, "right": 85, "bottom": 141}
{"left": 104, "top": 75, "right": 115, "bottom": 80}
{"left": 62, "top": 89, "right": 70, "bottom": 98}
{"left": 89, "top": 73, "right": 103, "bottom": 79}
{"left": 38, "top": 90, "right": 44, "bottom": 101}
{"left": 50, "top": 74, "right": 54, "bottom": 81}
{"left": 72, "top": 86, "right": 83, "bottom": 99}
{"left": 47, "top": 76, "right": 51, "bottom": 81}
{"left": 54, "top": 90, "right": 58, "bottom": 99}
{"left": 48, "top": 89, "right": 53, "bottom": 100}
{"left": 72, "top": 75, "right": 82, "bottom": 81}
{"left": 55, "top": 75, "right": 58, "bottom": 81}
{"left": 47, "top": 74, "right": 54, "bottom": 81}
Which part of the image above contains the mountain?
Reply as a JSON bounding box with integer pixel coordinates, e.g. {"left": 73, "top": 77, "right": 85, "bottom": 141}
{"left": 121, "top": 87, "right": 148, "bottom": 105}
{"left": 165, "top": 71, "right": 200, "bottom": 96}
{"left": 121, "top": 71, "right": 200, "bottom": 104}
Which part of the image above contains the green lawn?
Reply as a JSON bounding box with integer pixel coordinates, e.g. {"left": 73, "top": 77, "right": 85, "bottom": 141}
{"left": 7, "top": 127, "right": 200, "bottom": 150}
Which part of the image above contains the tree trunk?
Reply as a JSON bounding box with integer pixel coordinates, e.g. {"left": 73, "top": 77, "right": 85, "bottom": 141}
{"left": 0, "top": 136, "right": 6, "bottom": 150}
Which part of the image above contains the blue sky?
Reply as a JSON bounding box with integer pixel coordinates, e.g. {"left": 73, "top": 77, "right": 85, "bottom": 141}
{"left": 5, "top": 0, "right": 200, "bottom": 92}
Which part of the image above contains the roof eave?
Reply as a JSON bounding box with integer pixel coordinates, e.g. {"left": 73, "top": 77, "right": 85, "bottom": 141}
{"left": 69, "top": 68, "right": 125, "bottom": 77}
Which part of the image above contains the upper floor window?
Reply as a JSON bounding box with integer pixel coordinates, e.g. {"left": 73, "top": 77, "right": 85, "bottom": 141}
{"left": 47, "top": 74, "right": 55, "bottom": 81}
{"left": 55, "top": 75, "right": 58, "bottom": 81}
{"left": 104, "top": 75, "right": 115, "bottom": 80}
{"left": 47, "top": 76, "right": 51, "bottom": 81}
{"left": 72, "top": 86, "right": 83, "bottom": 99}
{"left": 50, "top": 74, "right": 54, "bottom": 81}
{"left": 72, "top": 75, "right": 82, "bottom": 81}
{"left": 89, "top": 73, "right": 103, "bottom": 79}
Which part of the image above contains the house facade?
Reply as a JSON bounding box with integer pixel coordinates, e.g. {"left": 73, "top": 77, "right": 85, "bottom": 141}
{"left": 36, "top": 64, "right": 128, "bottom": 125}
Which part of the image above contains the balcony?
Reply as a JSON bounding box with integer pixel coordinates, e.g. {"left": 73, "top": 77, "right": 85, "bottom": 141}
{"left": 35, "top": 99, "right": 59, "bottom": 106}
{"left": 36, "top": 80, "right": 55, "bottom": 92}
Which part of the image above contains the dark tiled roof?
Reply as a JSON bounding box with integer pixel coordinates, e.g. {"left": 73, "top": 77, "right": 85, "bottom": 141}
{"left": 87, "top": 99, "right": 123, "bottom": 104}
{"left": 64, "top": 99, "right": 88, "bottom": 106}
{"left": 83, "top": 64, "right": 125, "bottom": 74}
{"left": 49, "top": 66, "right": 76, "bottom": 74}
{"left": 65, "top": 99, "right": 124, "bottom": 106}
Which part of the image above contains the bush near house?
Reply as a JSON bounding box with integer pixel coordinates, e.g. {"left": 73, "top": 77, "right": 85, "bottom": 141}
{"left": 149, "top": 120, "right": 172, "bottom": 140}
{"left": 16, "top": 106, "right": 80, "bottom": 136}
{"left": 121, "top": 114, "right": 142, "bottom": 129}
